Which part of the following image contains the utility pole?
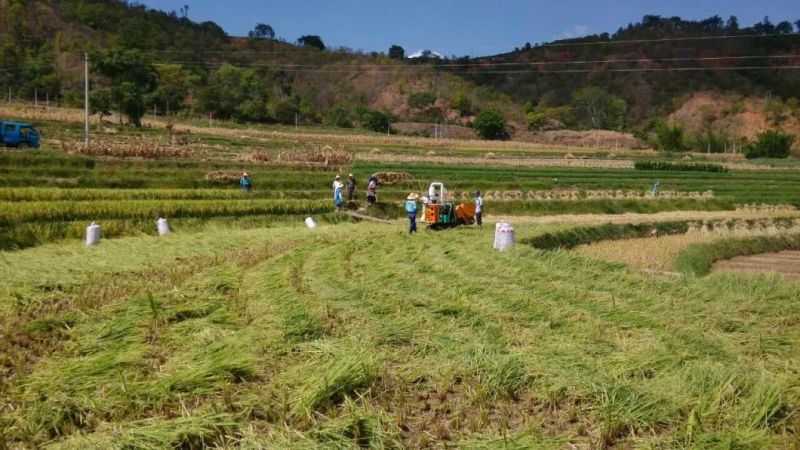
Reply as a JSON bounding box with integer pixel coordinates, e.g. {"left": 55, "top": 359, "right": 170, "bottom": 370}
{"left": 295, "top": 112, "right": 298, "bottom": 130}
{"left": 46, "top": 92, "right": 49, "bottom": 108}
{"left": 34, "top": 88, "right": 38, "bottom": 107}
{"left": 84, "top": 52, "right": 90, "bottom": 146}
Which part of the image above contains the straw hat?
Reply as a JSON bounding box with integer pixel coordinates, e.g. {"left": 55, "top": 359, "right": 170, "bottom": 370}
{"left": 407, "top": 193, "right": 418, "bottom": 200}
{"left": 335, "top": 175, "right": 341, "bottom": 179}
{"left": 243, "top": 172, "right": 250, "bottom": 177}
{"left": 348, "top": 173, "right": 354, "bottom": 177}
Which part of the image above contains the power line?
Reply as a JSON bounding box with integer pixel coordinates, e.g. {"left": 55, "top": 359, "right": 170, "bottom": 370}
{"left": 141, "top": 60, "right": 800, "bottom": 74}
{"left": 145, "top": 54, "right": 800, "bottom": 69}
{"left": 137, "top": 31, "right": 800, "bottom": 56}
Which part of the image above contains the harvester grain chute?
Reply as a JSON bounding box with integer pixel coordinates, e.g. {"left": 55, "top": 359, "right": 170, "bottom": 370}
{"left": 421, "top": 182, "right": 476, "bottom": 229}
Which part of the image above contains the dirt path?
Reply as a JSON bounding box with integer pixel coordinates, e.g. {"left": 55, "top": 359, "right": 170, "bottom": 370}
{"left": 713, "top": 251, "right": 800, "bottom": 280}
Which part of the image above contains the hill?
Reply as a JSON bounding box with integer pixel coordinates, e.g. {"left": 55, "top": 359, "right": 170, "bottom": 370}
{"left": 461, "top": 15, "right": 800, "bottom": 128}
{"left": 0, "top": 0, "right": 519, "bottom": 129}
{"left": 2, "top": 2, "right": 799, "bottom": 144}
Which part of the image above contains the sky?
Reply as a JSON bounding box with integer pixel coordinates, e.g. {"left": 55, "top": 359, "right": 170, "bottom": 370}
{"left": 139, "top": 0, "right": 798, "bottom": 57}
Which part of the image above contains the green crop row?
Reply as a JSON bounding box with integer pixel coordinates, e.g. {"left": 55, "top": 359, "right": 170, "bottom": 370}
{"left": 524, "top": 221, "right": 691, "bottom": 250}
{"left": 0, "top": 199, "right": 331, "bottom": 226}
{"left": 634, "top": 160, "right": 729, "bottom": 172}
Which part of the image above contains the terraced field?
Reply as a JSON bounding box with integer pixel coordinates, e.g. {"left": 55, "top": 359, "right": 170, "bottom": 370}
{"left": 2, "top": 111, "right": 800, "bottom": 448}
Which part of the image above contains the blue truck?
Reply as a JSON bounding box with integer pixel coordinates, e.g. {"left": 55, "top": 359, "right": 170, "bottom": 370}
{"left": 1, "top": 121, "right": 40, "bottom": 148}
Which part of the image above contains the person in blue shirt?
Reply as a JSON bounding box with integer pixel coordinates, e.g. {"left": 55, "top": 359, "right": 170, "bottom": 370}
{"left": 240, "top": 172, "right": 252, "bottom": 194}
{"left": 405, "top": 193, "right": 419, "bottom": 234}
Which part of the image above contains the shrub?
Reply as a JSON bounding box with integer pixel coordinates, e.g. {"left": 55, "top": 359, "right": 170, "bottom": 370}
{"left": 326, "top": 106, "right": 353, "bottom": 128}
{"left": 745, "top": 130, "right": 794, "bottom": 159}
{"left": 473, "top": 108, "right": 510, "bottom": 140}
{"left": 361, "top": 111, "right": 392, "bottom": 133}
{"left": 407, "top": 91, "right": 437, "bottom": 110}
{"left": 654, "top": 122, "right": 687, "bottom": 152}
{"left": 634, "top": 160, "right": 728, "bottom": 173}
{"left": 526, "top": 106, "right": 574, "bottom": 131}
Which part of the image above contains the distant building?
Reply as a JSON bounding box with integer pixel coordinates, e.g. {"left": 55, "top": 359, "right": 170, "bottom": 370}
{"left": 408, "top": 49, "right": 443, "bottom": 59}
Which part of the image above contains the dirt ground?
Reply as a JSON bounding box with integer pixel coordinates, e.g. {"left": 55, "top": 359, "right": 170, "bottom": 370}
{"left": 713, "top": 250, "right": 800, "bottom": 280}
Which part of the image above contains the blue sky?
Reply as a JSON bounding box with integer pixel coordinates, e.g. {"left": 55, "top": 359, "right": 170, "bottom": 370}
{"left": 139, "top": 1, "right": 798, "bottom": 56}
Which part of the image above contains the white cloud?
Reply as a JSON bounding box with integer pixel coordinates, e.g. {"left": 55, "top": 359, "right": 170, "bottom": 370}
{"left": 556, "top": 25, "right": 589, "bottom": 40}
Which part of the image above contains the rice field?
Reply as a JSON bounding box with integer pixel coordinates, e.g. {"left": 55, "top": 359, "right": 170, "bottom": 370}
{"left": 2, "top": 111, "right": 800, "bottom": 448}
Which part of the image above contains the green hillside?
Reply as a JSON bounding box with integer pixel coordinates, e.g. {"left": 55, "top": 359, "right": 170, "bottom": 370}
{"left": 1, "top": 1, "right": 799, "bottom": 137}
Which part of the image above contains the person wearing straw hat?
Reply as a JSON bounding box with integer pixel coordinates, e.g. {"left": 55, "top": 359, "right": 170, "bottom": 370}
{"left": 347, "top": 173, "right": 357, "bottom": 201}
{"left": 405, "top": 193, "right": 419, "bottom": 234}
{"left": 239, "top": 172, "right": 252, "bottom": 194}
{"left": 333, "top": 175, "right": 344, "bottom": 211}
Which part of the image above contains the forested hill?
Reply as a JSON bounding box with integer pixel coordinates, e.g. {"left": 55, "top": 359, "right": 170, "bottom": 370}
{"left": 0, "top": 0, "right": 519, "bottom": 128}
{"left": 460, "top": 15, "right": 800, "bottom": 125}
{"left": 1, "top": 1, "right": 799, "bottom": 134}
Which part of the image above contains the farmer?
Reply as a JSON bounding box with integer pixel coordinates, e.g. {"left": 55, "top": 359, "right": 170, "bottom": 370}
{"left": 333, "top": 175, "right": 344, "bottom": 211}
{"left": 474, "top": 190, "right": 483, "bottom": 227}
{"left": 347, "top": 174, "right": 357, "bottom": 201}
{"left": 651, "top": 180, "right": 660, "bottom": 197}
{"left": 239, "top": 172, "right": 252, "bottom": 194}
{"left": 405, "top": 193, "right": 419, "bottom": 234}
{"left": 428, "top": 183, "right": 438, "bottom": 203}
{"left": 366, "top": 176, "right": 378, "bottom": 205}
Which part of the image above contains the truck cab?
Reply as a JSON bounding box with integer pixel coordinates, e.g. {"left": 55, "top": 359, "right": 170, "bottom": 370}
{"left": 0, "top": 121, "right": 40, "bottom": 148}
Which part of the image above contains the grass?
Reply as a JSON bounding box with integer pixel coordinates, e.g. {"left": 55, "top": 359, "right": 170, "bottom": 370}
{"left": 2, "top": 222, "right": 799, "bottom": 448}
{"left": 2, "top": 111, "right": 800, "bottom": 447}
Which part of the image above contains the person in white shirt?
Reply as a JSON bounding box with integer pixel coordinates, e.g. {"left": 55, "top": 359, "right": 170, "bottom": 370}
{"left": 332, "top": 175, "right": 344, "bottom": 211}
{"left": 474, "top": 190, "right": 483, "bottom": 227}
{"left": 428, "top": 183, "right": 438, "bottom": 203}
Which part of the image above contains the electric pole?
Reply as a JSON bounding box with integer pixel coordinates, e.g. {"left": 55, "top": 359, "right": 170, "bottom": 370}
{"left": 84, "top": 52, "right": 90, "bottom": 146}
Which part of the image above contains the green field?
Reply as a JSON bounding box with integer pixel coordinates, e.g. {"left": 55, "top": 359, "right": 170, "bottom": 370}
{"left": 2, "top": 115, "right": 800, "bottom": 448}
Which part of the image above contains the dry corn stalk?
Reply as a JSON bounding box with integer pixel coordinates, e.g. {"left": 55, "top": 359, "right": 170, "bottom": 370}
{"left": 236, "top": 151, "right": 270, "bottom": 163}
{"left": 277, "top": 146, "right": 352, "bottom": 166}
{"left": 59, "top": 140, "right": 189, "bottom": 159}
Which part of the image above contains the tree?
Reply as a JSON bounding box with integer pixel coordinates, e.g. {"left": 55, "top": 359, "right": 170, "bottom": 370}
{"left": 775, "top": 21, "right": 794, "bottom": 34}
{"left": 89, "top": 89, "right": 112, "bottom": 122}
{"left": 526, "top": 106, "right": 574, "bottom": 131}
{"left": 249, "top": 23, "right": 275, "bottom": 40}
{"left": 746, "top": 130, "right": 794, "bottom": 159}
{"left": 753, "top": 16, "right": 775, "bottom": 35}
{"left": 407, "top": 91, "right": 436, "bottom": 110}
{"left": 450, "top": 92, "right": 472, "bottom": 117}
{"left": 654, "top": 122, "right": 687, "bottom": 152}
{"left": 570, "top": 86, "right": 626, "bottom": 130}
{"left": 472, "top": 108, "right": 510, "bottom": 140}
{"left": 362, "top": 110, "right": 391, "bottom": 133}
{"left": 326, "top": 105, "right": 353, "bottom": 128}
{"left": 297, "top": 35, "right": 325, "bottom": 50}
{"left": 388, "top": 45, "right": 405, "bottom": 59}
{"left": 725, "top": 16, "right": 739, "bottom": 32}
{"left": 147, "top": 64, "right": 190, "bottom": 115}
{"left": 93, "top": 49, "right": 157, "bottom": 126}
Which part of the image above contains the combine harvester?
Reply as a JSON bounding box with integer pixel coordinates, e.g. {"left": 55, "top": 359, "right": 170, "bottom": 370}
{"left": 421, "top": 182, "right": 476, "bottom": 229}
{"left": 0, "top": 120, "right": 40, "bottom": 148}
